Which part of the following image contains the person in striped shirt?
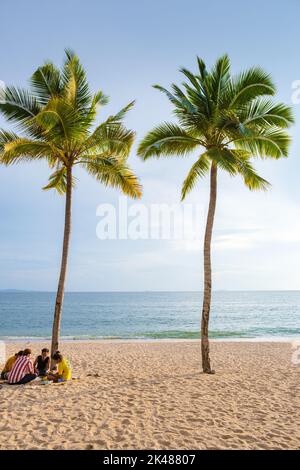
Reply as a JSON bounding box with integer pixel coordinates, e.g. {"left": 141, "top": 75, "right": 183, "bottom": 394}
{"left": 8, "top": 348, "right": 37, "bottom": 385}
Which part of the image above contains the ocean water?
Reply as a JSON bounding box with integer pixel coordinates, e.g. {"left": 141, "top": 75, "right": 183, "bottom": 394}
{"left": 0, "top": 291, "right": 300, "bottom": 341}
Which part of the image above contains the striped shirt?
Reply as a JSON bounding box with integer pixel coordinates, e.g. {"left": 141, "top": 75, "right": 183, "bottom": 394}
{"left": 8, "top": 356, "right": 34, "bottom": 384}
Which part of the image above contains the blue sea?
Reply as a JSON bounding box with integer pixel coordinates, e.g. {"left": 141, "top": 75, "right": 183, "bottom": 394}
{"left": 0, "top": 291, "right": 300, "bottom": 341}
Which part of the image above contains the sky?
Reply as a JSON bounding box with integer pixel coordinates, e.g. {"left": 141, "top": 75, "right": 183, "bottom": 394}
{"left": 0, "top": 0, "right": 300, "bottom": 291}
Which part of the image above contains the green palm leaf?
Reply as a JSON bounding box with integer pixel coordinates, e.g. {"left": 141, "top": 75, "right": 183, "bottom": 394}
{"left": 83, "top": 121, "right": 135, "bottom": 159}
{"left": 137, "top": 123, "right": 202, "bottom": 160}
{"left": 0, "top": 137, "right": 60, "bottom": 166}
{"left": 0, "top": 86, "right": 41, "bottom": 126}
{"left": 232, "top": 127, "right": 291, "bottom": 159}
{"left": 35, "top": 97, "right": 86, "bottom": 145}
{"left": 82, "top": 155, "right": 142, "bottom": 199}
{"left": 30, "top": 62, "right": 62, "bottom": 105}
{"left": 234, "top": 157, "right": 270, "bottom": 191}
{"left": 223, "top": 67, "right": 275, "bottom": 109}
{"left": 0, "top": 129, "right": 19, "bottom": 152}
{"left": 239, "top": 99, "right": 294, "bottom": 129}
{"left": 61, "top": 49, "right": 92, "bottom": 112}
{"left": 181, "top": 153, "right": 211, "bottom": 200}
{"left": 43, "top": 166, "right": 75, "bottom": 194}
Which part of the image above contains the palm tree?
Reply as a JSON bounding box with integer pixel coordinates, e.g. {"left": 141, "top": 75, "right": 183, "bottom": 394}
{"left": 138, "top": 55, "right": 293, "bottom": 373}
{"left": 0, "top": 50, "right": 142, "bottom": 356}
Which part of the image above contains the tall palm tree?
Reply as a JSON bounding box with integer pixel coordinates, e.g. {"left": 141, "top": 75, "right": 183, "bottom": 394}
{"left": 0, "top": 50, "right": 142, "bottom": 355}
{"left": 138, "top": 55, "right": 293, "bottom": 373}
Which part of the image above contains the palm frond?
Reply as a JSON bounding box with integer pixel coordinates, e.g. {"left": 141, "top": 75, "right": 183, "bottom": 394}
{"left": 137, "top": 123, "right": 201, "bottom": 160}
{"left": 239, "top": 98, "right": 294, "bottom": 129}
{"left": 92, "top": 89, "right": 109, "bottom": 108}
{"left": 179, "top": 67, "right": 201, "bottom": 90}
{"left": 209, "top": 54, "right": 231, "bottom": 103}
{"left": 30, "top": 62, "right": 61, "bottom": 105}
{"left": 234, "top": 156, "right": 270, "bottom": 191}
{"left": 80, "top": 90, "right": 109, "bottom": 132}
{"left": 82, "top": 155, "right": 142, "bottom": 199}
{"left": 106, "top": 100, "right": 135, "bottom": 124}
{"left": 171, "top": 84, "right": 197, "bottom": 113}
{"left": 206, "top": 148, "right": 239, "bottom": 175}
{"left": 196, "top": 57, "right": 208, "bottom": 80}
{"left": 181, "top": 153, "right": 210, "bottom": 200}
{"left": 35, "top": 97, "right": 86, "bottom": 145}
{"left": 83, "top": 121, "right": 135, "bottom": 159}
{"left": 0, "top": 129, "right": 19, "bottom": 152}
{"left": 0, "top": 86, "right": 41, "bottom": 126}
{"left": 224, "top": 67, "right": 275, "bottom": 109}
{"left": 0, "top": 137, "right": 59, "bottom": 166}
{"left": 153, "top": 85, "right": 183, "bottom": 109}
{"left": 207, "top": 147, "right": 269, "bottom": 190}
{"left": 43, "top": 166, "right": 74, "bottom": 194}
{"left": 61, "top": 49, "right": 92, "bottom": 111}
{"left": 231, "top": 127, "right": 291, "bottom": 159}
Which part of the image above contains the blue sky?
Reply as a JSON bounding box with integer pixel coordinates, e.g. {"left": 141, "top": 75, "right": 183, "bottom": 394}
{"left": 0, "top": 0, "right": 300, "bottom": 291}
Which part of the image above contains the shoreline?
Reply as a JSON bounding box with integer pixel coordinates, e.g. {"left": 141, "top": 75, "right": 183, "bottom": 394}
{"left": 1, "top": 336, "right": 299, "bottom": 344}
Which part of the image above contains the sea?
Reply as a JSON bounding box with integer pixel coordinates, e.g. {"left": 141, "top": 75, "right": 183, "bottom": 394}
{"left": 0, "top": 290, "right": 300, "bottom": 341}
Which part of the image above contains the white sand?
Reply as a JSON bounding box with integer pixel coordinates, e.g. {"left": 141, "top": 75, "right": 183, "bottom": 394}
{"left": 0, "top": 340, "right": 299, "bottom": 450}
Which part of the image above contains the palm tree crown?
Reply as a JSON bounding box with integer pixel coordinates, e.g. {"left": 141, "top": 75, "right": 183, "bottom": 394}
{"left": 137, "top": 54, "right": 293, "bottom": 196}
{"left": 0, "top": 49, "right": 142, "bottom": 198}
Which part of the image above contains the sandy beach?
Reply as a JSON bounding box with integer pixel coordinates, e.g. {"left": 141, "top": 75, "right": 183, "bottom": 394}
{"left": 0, "top": 340, "right": 299, "bottom": 450}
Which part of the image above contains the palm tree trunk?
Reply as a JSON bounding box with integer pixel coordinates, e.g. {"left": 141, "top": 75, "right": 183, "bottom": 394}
{"left": 51, "top": 165, "right": 72, "bottom": 357}
{"left": 201, "top": 162, "right": 217, "bottom": 374}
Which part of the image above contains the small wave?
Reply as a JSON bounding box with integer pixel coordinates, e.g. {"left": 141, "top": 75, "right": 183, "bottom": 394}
{"left": 1, "top": 329, "right": 300, "bottom": 342}
{"left": 120, "top": 330, "right": 251, "bottom": 339}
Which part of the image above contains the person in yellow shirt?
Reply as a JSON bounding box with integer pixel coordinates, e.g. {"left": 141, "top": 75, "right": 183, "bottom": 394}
{"left": 1, "top": 350, "right": 23, "bottom": 380}
{"left": 47, "top": 351, "right": 72, "bottom": 382}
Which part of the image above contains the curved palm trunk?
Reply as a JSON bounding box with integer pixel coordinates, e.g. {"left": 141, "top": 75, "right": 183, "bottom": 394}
{"left": 201, "top": 163, "right": 217, "bottom": 374}
{"left": 51, "top": 165, "right": 72, "bottom": 357}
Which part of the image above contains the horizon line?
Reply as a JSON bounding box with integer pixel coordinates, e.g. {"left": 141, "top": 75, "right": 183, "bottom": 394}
{"left": 1, "top": 289, "right": 300, "bottom": 293}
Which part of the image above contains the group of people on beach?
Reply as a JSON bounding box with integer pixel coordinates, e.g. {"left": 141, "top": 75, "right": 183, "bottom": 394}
{"left": 0, "top": 348, "right": 72, "bottom": 385}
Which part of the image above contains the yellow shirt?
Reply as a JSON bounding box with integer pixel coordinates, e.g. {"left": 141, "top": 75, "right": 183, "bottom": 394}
{"left": 2, "top": 355, "right": 17, "bottom": 373}
{"left": 57, "top": 358, "right": 72, "bottom": 380}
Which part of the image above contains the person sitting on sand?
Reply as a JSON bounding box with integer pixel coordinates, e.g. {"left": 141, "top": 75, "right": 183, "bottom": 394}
{"left": 1, "top": 350, "right": 23, "bottom": 380}
{"left": 47, "top": 351, "right": 72, "bottom": 382}
{"left": 8, "top": 348, "right": 37, "bottom": 385}
{"left": 34, "top": 348, "right": 50, "bottom": 376}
